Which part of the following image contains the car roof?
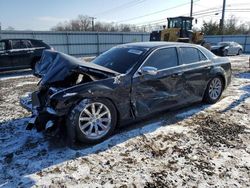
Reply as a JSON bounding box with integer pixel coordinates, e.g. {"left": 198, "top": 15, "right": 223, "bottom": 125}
{"left": 0, "top": 39, "right": 43, "bottom": 41}
{"left": 119, "top": 41, "right": 200, "bottom": 49}
{"left": 219, "top": 41, "right": 233, "bottom": 43}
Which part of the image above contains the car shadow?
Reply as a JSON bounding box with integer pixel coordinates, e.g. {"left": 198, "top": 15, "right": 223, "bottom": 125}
{"left": 0, "top": 102, "right": 210, "bottom": 187}
{"left": 220, "top": 84, "right": 250, "bottom": 113}
{"left": 220, "top": 73, "right": 250, "bottom": 113}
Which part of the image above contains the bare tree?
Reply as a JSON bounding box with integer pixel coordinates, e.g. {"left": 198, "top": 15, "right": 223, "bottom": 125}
{"left": 51, "top": 14, "right": 144, "bottom": 32}
{"left": 201, "top": 15, "right": 250, "bottom": 35}
{"left": 78, "top": 15, "right": 91, "bottom": 31}
{"left": 5, "top": 26, "right": 15, "bottom": 31}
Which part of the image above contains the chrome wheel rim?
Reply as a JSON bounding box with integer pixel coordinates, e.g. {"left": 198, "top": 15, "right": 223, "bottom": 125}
{"left": 78, "top": 102, "right": 111, "bottom": 139}
{"left": 209, "top": 78, "right": 222, "bottom": 100}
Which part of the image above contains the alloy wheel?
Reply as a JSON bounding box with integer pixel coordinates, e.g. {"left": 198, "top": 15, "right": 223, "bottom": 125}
{"left": 78, "top": 102, "right": 112, "bottom": 139}
{"left": 208, "top": 78, "right": 222, "bottom": 100}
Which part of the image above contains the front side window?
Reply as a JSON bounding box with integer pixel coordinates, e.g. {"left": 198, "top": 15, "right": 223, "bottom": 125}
{"left": 219, "top": 42, "right": 230, "bottom": 46}
{"left": 142, "top": 47, "right": 178, "bottom": 70}
{"left": 0, "top": 42, "right": 5, "bottom": 51}
{"left": 12, "top": 40, "right": 27, "bottom": 49}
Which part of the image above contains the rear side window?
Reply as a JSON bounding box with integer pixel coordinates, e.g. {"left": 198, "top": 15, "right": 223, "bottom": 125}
{"left": 0, "top": 42, "right": 5, "bottom": 51}
{"left": 199, "top": 51, "right": 207, "bottom": 61}
{"left": 22, "top": 40, "right": 32, "bottom": 48}
{"left": 31, "top": 40, "right": 46, "bottom": 47}
{"left": 143, "top": 47, "right": 178, "bottom": 70}
{"left": 180, "top": 47, "right": 205, "bottom": 64}
{"left": 11, "top": 40, "right": 27, "bottom": 49}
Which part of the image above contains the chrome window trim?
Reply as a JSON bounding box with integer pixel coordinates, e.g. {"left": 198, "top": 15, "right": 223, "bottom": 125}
{"left": 133, "top": 45, "right": 210, "bottom": 78}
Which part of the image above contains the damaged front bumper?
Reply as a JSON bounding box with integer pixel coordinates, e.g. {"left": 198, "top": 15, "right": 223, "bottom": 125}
{"left": 20, "top": 91, "right": 62, "bottom": 131}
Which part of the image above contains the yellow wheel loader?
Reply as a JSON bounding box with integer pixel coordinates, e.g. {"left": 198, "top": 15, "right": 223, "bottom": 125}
{"left": 150, "top": 16, "right": 211, "bottom": 50}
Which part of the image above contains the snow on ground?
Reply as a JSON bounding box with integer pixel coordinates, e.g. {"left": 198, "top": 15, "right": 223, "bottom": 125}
{"left": 0, "top": 55, "right": 250, "bottom": 187}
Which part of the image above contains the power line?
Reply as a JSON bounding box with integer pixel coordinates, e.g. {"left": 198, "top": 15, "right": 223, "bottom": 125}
{"left": 183, "top": 3, "right": 250, "bottom": 17}
{"left": 135, "top": 18, "right": 167, "bottom": 26}
{"left": 116, "top": 0, "right": 200, "bottom": 23}
{"left": 94, "top": 0, "right": 146, "bottom": 17}
{"left": 192, "top": 8, "right": 250, "bottom": 17}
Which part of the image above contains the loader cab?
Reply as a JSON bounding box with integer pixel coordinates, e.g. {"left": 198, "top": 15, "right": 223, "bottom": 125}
{"left": 167, "top": 16, "right": 193, "bottom": 38}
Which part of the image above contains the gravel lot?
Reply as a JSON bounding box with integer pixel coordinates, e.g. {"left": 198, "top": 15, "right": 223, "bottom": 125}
{"left": 0, "top": 55, "right": 250, "bottom": 187}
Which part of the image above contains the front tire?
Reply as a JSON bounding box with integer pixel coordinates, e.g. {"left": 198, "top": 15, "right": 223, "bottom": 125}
{"left": 67, "top": 98, "right": 117, "bottom": 144}
{"left": 203, "top": 77, "right": 224, "bottom": 104}
{"left": 31, "top": 60, "right": 40, "bottom": 75}
{"left": 223, "top": 49, "right": 228, "bottom": 56}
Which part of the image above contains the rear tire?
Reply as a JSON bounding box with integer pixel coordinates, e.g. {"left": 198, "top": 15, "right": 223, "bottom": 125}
{"left": 67, "top": 98, "right": 117, "bottom": 144}
{"left": 238, "top": 49, "right": 242, "bottom": 55}
{"left": 203, "top": 77, "right": 224, "bottom": 104}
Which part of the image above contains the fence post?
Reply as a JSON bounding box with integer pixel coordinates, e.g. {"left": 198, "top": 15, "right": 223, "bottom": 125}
{"left": 121, "top": 33, "right": 124, "bottom": 44}
{"left": 243, "top": 35, "right": 247, "bottom": 53}
{"left": 141, "top": 33, "right": 144, "bottom": 42}
{"left": 32, "top": 32, "right": 35, "bottom": 39}
{"left": 66, "top": 32, "right": 70, "bottom": 55}
{"left": 0, "top": 23, "right": 2, "bottom": 40}
{"left": 97, "top": 32, "right": 100, "bottom": 56}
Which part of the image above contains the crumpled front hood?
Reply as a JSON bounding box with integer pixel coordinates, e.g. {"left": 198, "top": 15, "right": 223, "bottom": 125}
{"left": 35, "top": 50, "right": 119, "bottom": 86}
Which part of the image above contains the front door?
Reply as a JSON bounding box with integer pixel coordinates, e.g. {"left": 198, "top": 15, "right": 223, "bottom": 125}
{"left": 131, "top": 47, "right": 184, "bottom": 117}
{"left": 9, "top": 40, "right": 32, "bottom": 69}
{"left": 0, "top": 41, "right": 12, "bottom": 70}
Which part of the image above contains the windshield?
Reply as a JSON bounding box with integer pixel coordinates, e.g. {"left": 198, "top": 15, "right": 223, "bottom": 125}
{"left": 218, "top": 42, "right": 230, "bottom": 46}
{"left": 92, "top": 47, "right": 147, "bottom": 74}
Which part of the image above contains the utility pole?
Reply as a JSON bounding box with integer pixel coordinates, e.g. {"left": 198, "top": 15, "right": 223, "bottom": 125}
{"left": 190, "top": 0, "right": 193, "bottom": 17}
{"left": 89, "top": 17, "right": 96, "bottom": 31}
{"left": 0, "top": 22, "right": 2, "bottom": 40}
{"left": 220, "top": 0, "right": 226, "bottom": 34}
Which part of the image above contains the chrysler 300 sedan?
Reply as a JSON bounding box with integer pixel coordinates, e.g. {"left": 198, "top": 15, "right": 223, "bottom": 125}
{"left": 25, "top": 42, "right": 231, "bottom": 144}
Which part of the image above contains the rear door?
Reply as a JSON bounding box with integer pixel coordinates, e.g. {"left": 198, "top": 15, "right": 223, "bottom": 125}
{"left": 0, "top": 41, "right": 12, "bottom": 70}
{"left": 178, "top": 47, "right": 212, "bottom": 103}
{"left": 9, "top": 39, "right": 32, "bottom": 69}
{"left": 131, "top": 47, "right": 184, "bottom": 117}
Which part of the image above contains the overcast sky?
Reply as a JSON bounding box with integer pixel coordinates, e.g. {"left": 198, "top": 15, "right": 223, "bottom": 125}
{"left": 0, "top": 0, "right": 249, "bottom": 30}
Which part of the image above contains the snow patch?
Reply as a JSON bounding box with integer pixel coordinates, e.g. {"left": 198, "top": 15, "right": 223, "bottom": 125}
{"left": 16, "top": 81, "right": 37, "bottom": 87}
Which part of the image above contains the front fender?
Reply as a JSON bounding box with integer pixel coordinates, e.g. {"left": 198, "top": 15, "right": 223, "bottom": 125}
{"left": 50, "top": 84, "right": 116, "bottom": 111}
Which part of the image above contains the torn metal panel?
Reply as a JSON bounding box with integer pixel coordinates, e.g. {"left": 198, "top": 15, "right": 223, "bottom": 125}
{"left": 131, "top": 67, "right": 184, "bottom": 117}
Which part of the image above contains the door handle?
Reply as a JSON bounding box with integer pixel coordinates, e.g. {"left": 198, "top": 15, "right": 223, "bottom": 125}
{"left": 171, "top": 72, "right": 183, "bottom": 78}
{"left": 205, "top": 66, "right": 211, "bottom": 69}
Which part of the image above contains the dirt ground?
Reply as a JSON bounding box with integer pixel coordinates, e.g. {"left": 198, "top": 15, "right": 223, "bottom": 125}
{"left": 0, "top": 56, "right": 249, "bottom": 187}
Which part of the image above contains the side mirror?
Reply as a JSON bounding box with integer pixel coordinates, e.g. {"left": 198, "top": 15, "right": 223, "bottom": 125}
{"left": 139, "top": 66, "right": 158, "bottom": 76}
